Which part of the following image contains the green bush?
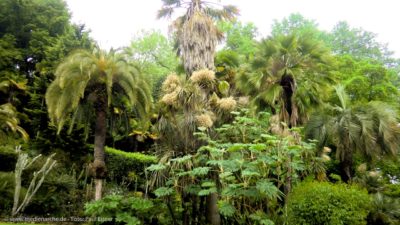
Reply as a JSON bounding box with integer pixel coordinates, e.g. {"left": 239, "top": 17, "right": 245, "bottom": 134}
{"left": 105, "top": 146, "right": 157, "bottom": 163}
{"left": 105, "top": 146, "right": 157, "bottom": 190}
{"left": 85, "top": 194, "right": 170, "bottom": 225}
{"left": 384, "top": 184, "right": 400, "bottom": 198}
{"left": 287, "top": 181, "right": 371, "bottom": 225}
{"left": 24, "top": 169, "right": 87, "bottom": 217}
{"left": 0, "top": 172, "right": 17, "bottom": 215}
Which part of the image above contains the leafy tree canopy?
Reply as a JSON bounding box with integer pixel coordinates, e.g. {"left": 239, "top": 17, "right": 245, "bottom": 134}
{"left": 326, "top": 21, "right": 398, "bottom": 67}
{"left": 218, "top": 20, "right": 258, "bottom": 61}
{"left": 336, "top": 55, "right": 399, "bottom": 104}
{"left": 271, "top": 13, "right": 325, "bottom": 39}
{"left": 123, "top": 30, "right": 180, "bottom": 98}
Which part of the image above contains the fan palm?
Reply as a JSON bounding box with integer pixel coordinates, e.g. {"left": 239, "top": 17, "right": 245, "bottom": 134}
{"left": 236, "top": 34, "right": 334, "bottom": 127}
{"left": 45, "top": 47, "right": 152, "bottom": 200}
{"left": 367, "top": 193, "right": 400, "bottom": 224}
{"left": 305, "top": 86, "right": 400, "bottom": 182}
{"left": 158, "top": 0, "right": 239, "bottom": 76}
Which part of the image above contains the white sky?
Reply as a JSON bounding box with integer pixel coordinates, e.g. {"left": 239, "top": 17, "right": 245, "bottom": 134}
{"left": 65, "top": 0, "right": 400, "bottom": 57}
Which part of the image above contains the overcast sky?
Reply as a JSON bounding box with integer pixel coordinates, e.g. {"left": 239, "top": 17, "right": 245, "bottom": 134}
{"left": 65, "top": 0, "right": 400, "bottom": 57}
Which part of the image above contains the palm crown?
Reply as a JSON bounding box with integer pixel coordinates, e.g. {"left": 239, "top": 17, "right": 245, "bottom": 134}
{"left": 305, "top": 85, "right": 400, "bottom": 181}
{"left": 46, "top": 47, "right": 152, "bottom": 200}
{"left": 158, "top": 0, "right": 239, "bottom": 76}
{"left": 46, "top": 47, "right": 152, "bottom": 133}
{"left": 237, "top": 34, "right": 334, "bottom": 127}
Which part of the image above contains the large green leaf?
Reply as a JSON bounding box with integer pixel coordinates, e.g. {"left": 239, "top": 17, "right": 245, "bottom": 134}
{"left": 256, "top": 179, "right": 282, "bottom": 199}
{"left": 154, "top": 187, "right": 174, "bottom": 197}
{"left": 218, "top": 200, "right": 236, "bottom": 217}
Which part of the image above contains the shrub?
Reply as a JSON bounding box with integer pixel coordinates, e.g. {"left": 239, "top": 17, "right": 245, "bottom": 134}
{"left": 287, "top": 181, "right": 371, "bottom": 225}
{"left": 0, "top": 172, "right": 18, "bottom": 215}
{"left": 105, "top": 146, "right": 156, "bottom": 163}
{"left": 85, "top": 194, "right": 170, "bottom": 225}
{"left": 24, "top": 171, "right": 84, "bottom": 216}
{"left": 105, "top": 146, "right": 157, "bottom": 189}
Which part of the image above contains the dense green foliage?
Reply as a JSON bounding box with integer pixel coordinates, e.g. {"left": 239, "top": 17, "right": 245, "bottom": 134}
{"left": 123, "top": 30, "right": 180, "bottom": 99}
{"left": 0, "top": 1, "right": 399, "bottom": 225}
{"left": 106, "top": 146, "right": 157, "bottom": 163}
{"left": 287, "top": 181, "right": 371, "bottom": 225}
{"left": 306, "top": 86, "right": 400, "bottom": 181}
{"left": 236, "top": 33, "right": 334, "bottom": 127}
{"left": 147, "top": 110, "right": 326, "bottom": 224}
{"left": 105, "top": 146, "right": 156, "bottom": 190}
{"left": 85, "top": 194, "right": 168, "bottom": 225}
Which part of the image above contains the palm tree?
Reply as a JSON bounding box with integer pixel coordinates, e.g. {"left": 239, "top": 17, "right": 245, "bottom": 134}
{"left": 157, "top": 2, "right": 238, "bottom": 225}
{"left": 305, "top": 86, "right": 400, "bottom": 182}
{"left": 236, "top": 34, "right": 334, "bottom": 127}
{"left": 45, "top": 47, "right": 152, "bottom": 200}
{"left": 158, "top": 0, "right": 238, "bottom": 76}
{"left": 0, "top": 103, "right": 28, "bottom": 141}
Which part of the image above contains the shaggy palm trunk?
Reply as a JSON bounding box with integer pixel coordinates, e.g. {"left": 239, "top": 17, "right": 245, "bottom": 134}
{"left": 180, "top": 10, "right": 217, "bottom": 77}
{"left": 340, "top": 151, "right": 353, "bottom": 183}
{"left": 280, "top": 73, "right": 296, "bottom": 128}
{"left": 179, "top": 4, "right": 220, "bottom": 224}
{"left": 93, "top": 98, "right": 107, "bottom": 200}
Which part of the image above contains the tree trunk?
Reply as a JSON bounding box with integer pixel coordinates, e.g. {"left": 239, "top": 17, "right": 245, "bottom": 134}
{"left": 339, "top": 145, "right": 353, "bottom": 183}
{"left": 206, "top": 193, "right": 220, "bottom": 225}
{"left": 93, "top": 99, "right": 107, "bottom": 200}
{"left": 199, "top": 196, "right": 205, "bottom": 223}
{"left": 94, "top": 179, "right": 103, "bottom": 200}
{"left": 167, "top": 197, "right": 177, "bottom": 225}
{"left": 182, "top": 193, "right": 190, "bottom": 225}
{"left": 340, "top": 155, "right": 353, "bottom": 183}
{"left": 280, "top": 73, "right": 296, "bottom": 128}
{"left": 191, "top": 195, "right": 198, "bottom": 225}
{"left": 284, "top": 155, "right": 292, "bottom": 199}
{"left": 180, "top": 9, "right": 217, "bottom": 77}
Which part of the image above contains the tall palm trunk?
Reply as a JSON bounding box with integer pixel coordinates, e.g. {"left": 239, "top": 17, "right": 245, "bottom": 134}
{"left": 93, "top": 97, "right": 107, "bottom": 200}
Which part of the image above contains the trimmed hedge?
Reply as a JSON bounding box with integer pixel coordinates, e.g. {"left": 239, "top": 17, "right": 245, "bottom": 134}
{"left": 105, "top": 146, "right": 157, "bottom": 187}
{"left": 105, "top": 146, "right": 156, "bottom": 163}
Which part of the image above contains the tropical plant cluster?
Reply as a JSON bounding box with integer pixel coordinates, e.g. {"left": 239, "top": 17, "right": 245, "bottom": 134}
{"left": 1, "top": 1, "right": 400, "bottom": 225}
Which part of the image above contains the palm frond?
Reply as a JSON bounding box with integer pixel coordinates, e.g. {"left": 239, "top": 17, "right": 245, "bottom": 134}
{"left": 306, "top": 87, "right": 400, "bottom": 180}
{"left": 0, "top": 103, "right": 28, "bottom": 141}
{"left": 158, "top": 0, "right": 238, "bottom": 75}
{"left": 46, "top": 47, "right": 153, "bottom": 134}
{"left": 238, "top": 34, "right": 334, "bottom": 126}
{"left": 204, "top": 5, "right": 239, "bottom": 21}
{"left": 334, "top": 85, "right": 348, "bottom": 110}
{"left": 157, "top": 7, "right": 175, "bottom": 19}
